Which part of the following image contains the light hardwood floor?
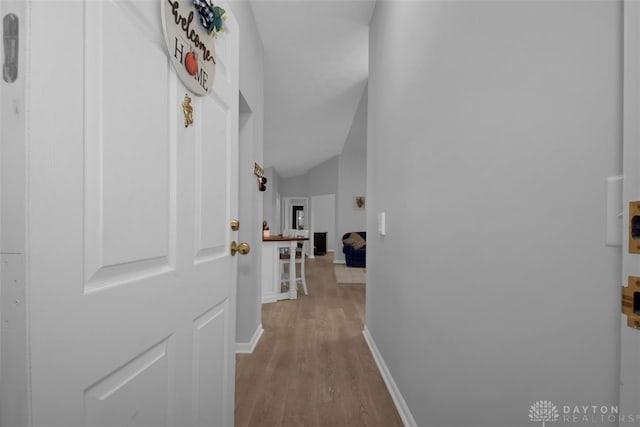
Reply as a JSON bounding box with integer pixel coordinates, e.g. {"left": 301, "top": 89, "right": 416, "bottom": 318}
{"left": 235, "top": 254, "right": 403, "bottom": 427}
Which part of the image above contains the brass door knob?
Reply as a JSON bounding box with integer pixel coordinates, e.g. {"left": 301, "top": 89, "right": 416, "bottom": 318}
{"left": 230, "top": 241, "right": 251, "bottom": 256}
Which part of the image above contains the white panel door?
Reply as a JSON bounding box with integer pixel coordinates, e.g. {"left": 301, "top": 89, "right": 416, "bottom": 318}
{"left": 25, "top": 1, "right": 239, "bottom": 426}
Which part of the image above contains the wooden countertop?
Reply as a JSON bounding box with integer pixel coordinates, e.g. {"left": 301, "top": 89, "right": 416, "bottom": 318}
{"left": 263, "top": 236, "right": 309, "bottom": 242}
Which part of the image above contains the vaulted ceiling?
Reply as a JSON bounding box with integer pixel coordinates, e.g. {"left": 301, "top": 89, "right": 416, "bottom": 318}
{"left": 250, "top": 0, "right": 375, "bottom": 178}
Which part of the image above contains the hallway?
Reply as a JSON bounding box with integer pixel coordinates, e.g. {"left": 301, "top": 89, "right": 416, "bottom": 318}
{"left": 235, "top": 255, "right": 402, "bottom": 427}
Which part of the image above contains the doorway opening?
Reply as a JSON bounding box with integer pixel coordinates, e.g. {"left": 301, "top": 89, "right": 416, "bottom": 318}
{"left": 235, "top": 91, "right": 263, "bottom": 354}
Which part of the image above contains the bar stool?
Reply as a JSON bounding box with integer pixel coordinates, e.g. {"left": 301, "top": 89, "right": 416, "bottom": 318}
{"left": 279, "top": 230, "right": 308, "bottom": 295}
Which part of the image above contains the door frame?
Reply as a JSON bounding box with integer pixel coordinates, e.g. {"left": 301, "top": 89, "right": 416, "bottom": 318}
{"left": 621, "top": 0, "right": 640, "bottom": 418}
{"left": 236, "top": 91, "right": 263, "bottom": 352}
{"left": 0, "top": 1, "right": 29, "bottom": 425}
{"left": 283, "top": 197, "right": 310, "bottom": 256}
{"left": 283, "top": 196, "right": 308, "bottom": 231}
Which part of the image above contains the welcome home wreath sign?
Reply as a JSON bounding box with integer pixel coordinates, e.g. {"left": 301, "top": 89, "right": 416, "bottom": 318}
{"left": 161, "top": 0, "right": 226, "bottom": 96}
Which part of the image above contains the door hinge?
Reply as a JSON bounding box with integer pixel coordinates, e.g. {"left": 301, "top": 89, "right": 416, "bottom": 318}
{"left": 3, "top": 13, "right": 18, "bottom": 83}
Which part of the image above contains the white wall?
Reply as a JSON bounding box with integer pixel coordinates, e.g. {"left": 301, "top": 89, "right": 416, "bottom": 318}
{"left": 262, "top": 167, "right": 274, "bottom": 232}
{"left": 229, "top": 0, "right": 265, "bottom": 348}
{"left": 367, "top": 2, "right": 622, "bottom": 426}
{"left": 335, "top": 88, "right": 367, "bottom": 262}
{"left": 280, "top": 172, "right": 309, "bottom": 197}
{"left": 262, "top": 167, "right": 283, "bottom": 234}
{"left": 279, "top": 156, "right": 339, "bottom": 242}
{"left": 311, "top": 194, "right": 336, "bottom": 252}
{"left": 308, "top": 157, "right": 338, "bottom": 254}
{"left": 309, "top": 156, "right": 338, "bottom": 196}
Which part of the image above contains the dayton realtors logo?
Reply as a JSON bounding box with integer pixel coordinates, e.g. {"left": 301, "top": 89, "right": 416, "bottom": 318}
{"left": 529, "top": 401, "right": 640, "bottom": 425}
{"left": 529, "top": 401, "right": 560, "bottom": 427}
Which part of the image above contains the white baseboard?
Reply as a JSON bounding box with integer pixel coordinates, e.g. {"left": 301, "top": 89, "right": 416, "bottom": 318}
{"left": 236, "top": 324, "right": 264, "bottom": 354}
{"left": 333, "top": 259, "right": 346, "bottom": 265}
{"left": 262, "top": 294, "right": 278, "bottom": 304}
{"left": 328, "top": 249, "right": 335, "bottom": 253}
{"left": 363, "top": 326, "right": 417, "bottom": 427}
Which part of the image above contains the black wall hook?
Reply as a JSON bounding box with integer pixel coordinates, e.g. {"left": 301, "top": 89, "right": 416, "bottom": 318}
{"left": 254, "top": 162, "right": 267, "bottom": 191}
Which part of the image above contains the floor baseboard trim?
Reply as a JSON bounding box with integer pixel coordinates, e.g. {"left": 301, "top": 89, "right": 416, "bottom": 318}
{"left": 363, "top": 325, "right": 417, "bottom": 427}
{"left": 262, "top": 295, "right": 278, "bottom": 304}
{"left": 236, "top": 324, "right": 264, "bottom": 354}
{"left": 333, "top": 259, "right": 346, "bottom": 265}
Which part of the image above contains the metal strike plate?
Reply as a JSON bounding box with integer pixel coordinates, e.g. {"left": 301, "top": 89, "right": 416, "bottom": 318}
{"left": 630, "top": 202, "right": 640, "bottom": 254}
{"left": 622, "top": 276, "right": 640, "bottom": 329}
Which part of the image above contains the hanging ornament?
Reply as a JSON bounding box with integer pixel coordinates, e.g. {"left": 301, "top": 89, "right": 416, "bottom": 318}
{"left": 182, "top": 94, "right": 194, "bottom": 128}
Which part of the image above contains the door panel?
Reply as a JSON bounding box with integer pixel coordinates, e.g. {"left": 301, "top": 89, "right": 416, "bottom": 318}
{"left": 84, "top": 336, "right": 173, "bottom": 427}
{"left": 193, "top": 301, "right": 229, "bottom": 425}
{"left": 195, "top": 95, "right": 229, "bottom": 262}
{"left": 84, "top": 1, "right": 177, "bottom": 292}
{"left": 26, "top": 1, "right": 239, "bottom": 425}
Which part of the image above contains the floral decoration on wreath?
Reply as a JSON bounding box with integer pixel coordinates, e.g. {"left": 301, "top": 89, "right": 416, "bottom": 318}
{"left": 192, "top": 0, "right": 226, "bottom": 37}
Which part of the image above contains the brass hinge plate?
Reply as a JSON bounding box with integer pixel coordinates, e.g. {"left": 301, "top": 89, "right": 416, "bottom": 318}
{"left": 622, "top": 276, "right": 640, "bottom": 329}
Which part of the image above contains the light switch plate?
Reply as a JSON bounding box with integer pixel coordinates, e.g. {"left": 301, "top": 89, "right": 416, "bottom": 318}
{"left": 378, "top": 212, "right": 386, "bottom": 236}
